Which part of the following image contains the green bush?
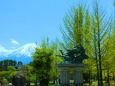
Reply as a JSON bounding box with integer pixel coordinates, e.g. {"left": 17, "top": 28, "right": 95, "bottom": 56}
{"left": 2, "top": 77, "right": 8, "bottom": 84}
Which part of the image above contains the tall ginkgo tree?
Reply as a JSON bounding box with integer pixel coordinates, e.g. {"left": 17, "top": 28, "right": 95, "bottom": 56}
{"left": 60, "top": 3, "right": 93, "bottom": 85}
{"left": 60, "top": 4, "right": 92, "bottom": 50}
{"left": 91, "top": 1, "right": 113, "bottom": 85}
{"left": 60, "top": 1, "right": 113, "bottom": 86}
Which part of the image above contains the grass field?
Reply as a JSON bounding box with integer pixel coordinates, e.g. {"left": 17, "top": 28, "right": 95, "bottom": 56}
{"left": 7, "top": 81, "right": 114, "bottom": 86}
{"left": 48, "top": 81, "right": 115, "bottom": 86}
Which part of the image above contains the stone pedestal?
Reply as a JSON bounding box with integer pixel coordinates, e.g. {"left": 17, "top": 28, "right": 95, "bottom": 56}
{"left": 74, "top": 67, "right": 84, "bottom": 86}
{"left": 57, "top": 63, "right": 86, "bottom": 86}
{"left": 59, "top": 67, "right": 69, "bottom": 86}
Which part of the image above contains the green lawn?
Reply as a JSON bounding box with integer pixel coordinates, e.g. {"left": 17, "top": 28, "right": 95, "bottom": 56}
{"left": 48, "top": 81, "right": 115, "bottom": 86}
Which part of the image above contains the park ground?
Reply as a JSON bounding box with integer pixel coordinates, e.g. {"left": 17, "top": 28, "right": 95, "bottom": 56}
{"left": 4, "top": 80, "right": 115, "bottom": 86}
{"left": 49, "top": 81, "right": 115, "bottom": 86}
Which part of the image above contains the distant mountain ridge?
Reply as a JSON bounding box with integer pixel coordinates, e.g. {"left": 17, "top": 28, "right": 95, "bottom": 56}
{"left": 0, "top": 43, "right": 37, "bottom": 64}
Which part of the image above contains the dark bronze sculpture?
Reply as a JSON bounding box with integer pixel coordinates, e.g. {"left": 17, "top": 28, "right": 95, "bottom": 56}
{"left": 59, "top": 44, "right": 89, "bottom": 64}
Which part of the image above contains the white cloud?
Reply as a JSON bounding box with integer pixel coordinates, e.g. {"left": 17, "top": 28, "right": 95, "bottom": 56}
{"left": 0, "top": 45, "right": 7, "bottom": 52}
{"left": 10, "top": 39, "right": 19, "bottom": 45}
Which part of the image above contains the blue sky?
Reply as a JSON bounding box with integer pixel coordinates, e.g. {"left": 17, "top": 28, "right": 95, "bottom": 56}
{"left": 0, "top": 0, "right": 114, "bottom": 49}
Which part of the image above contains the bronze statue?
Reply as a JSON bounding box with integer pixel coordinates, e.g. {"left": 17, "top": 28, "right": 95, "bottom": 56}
{"left": 59, "top": 44, "right": 89, "bottom": 64}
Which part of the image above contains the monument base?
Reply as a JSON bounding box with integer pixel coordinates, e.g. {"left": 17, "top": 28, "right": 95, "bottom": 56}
{"left": 57, "top": 63, "right": 87, "bottom": 86}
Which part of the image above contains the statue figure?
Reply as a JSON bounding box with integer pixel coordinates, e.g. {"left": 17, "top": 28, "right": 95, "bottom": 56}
{"left": 59, "top": 44, "right": 89, "bottom": 64}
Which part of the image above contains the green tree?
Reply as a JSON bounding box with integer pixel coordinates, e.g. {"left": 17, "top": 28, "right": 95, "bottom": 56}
{"left": 60, "top": 3, "right": 92, "bottom": 57}
{"left": 60, "top": 3, "right": 94, "bottom": 85}
{"left": 103, "top": 24, "right": 115, "bottom": 83}
{"left": 7, "top": 66, "right": 17, "bottom": 82}
{"left": 91, "top": 1, "right": 112, "bottom": 85}
{"left": 91, "top": 16, "right": 100, "bottom": 85}
{"left": 32, "top": 39, "right": 57, "bottom": 86}
{"left": 60, "top": 5, "right": 85, "bottom": 49}
{"left": 60, "top": 1, "right": 113, "bottom": 86}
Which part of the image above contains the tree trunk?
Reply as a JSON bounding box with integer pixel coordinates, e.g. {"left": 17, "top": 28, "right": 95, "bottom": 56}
{"left": 97, "top": 15, "right": 103, "bottom": 86}
{"left": 35, "top": 77, "right": 38, "bottom": 86}
{"left": 40, "top": 78, "right": 49, "bottom": 86}
{"left": 89, "top": 70, "right": 92, "bottom": 86}
{"left": 96, "top": 57, "right": 100, "bottom": 86}
{"left": 93, "top": 20, "right": 100, "bottom": 86}
{"left": 113, "top": 72, "right": 115, "bottom": 83}
{"left": 107, "top": 70, "right": 110, "bottom": 86}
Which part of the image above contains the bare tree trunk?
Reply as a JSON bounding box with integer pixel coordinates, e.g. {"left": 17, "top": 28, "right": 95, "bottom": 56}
{"left": 93, "top": 24, "right": 100, "bottom": 86}
{"left": 98, "top": 26, "right": 103, "bottom": 86}
{"left": 89, "top": 70, "right": 92, "bottom": 86}
{"left": 113, "top": 72, "right": 115, "bottom": 83}
{"left": 96, "top": 58, "right": 100, "bottom": 86}
{"left": 97, "top": 7, "right": 103, "bottom": 86}
{"left": 107, "top": 69, "right": 110, "bottom": 86}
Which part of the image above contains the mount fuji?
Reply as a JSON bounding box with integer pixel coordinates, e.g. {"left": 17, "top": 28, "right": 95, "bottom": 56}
{"left": 0, "top": 43, "right": 37, "bottom": 64}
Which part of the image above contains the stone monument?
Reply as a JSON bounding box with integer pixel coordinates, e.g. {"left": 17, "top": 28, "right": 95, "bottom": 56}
{"left": 57, "top": 44, "right": 89, "bottom": 86}
{"left": 12, "top": 72, "right": 25, "bottom": 86}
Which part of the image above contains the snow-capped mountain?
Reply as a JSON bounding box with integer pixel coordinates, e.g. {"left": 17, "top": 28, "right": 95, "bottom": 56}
{"left": 0, "top": 43, "right": 37, "bottom": 64}
{"left": 10, "top": 43, "right": 36, "bottom": 57}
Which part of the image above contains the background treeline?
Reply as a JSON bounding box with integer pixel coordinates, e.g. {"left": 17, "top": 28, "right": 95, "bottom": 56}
{"left": 0, "top": 59, "right": 23, "bottom": 71}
